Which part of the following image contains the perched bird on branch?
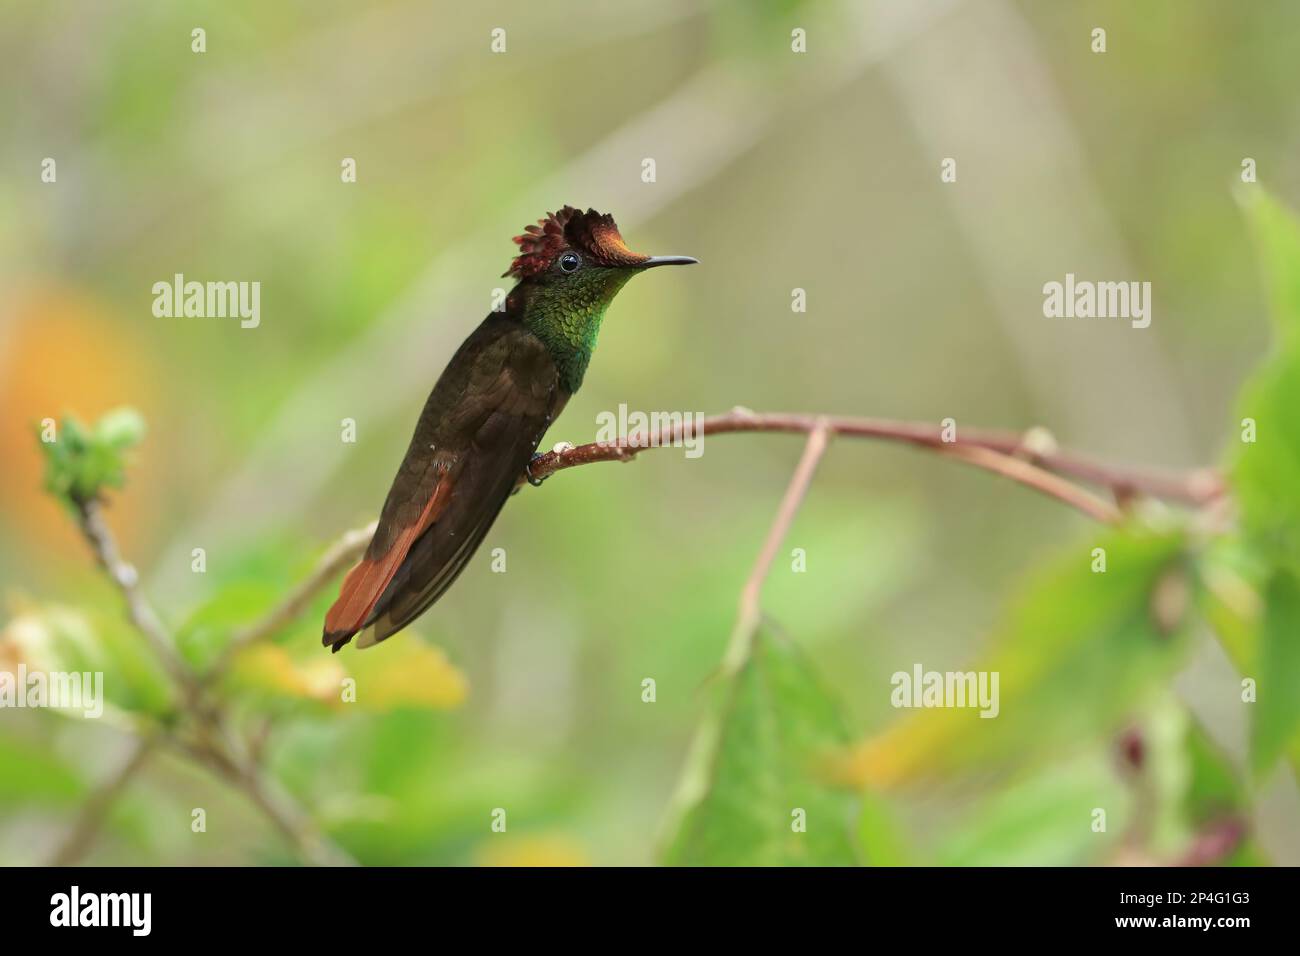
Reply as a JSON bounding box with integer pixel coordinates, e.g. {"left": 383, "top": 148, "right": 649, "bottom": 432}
{"left": 323, "top": 207, "right": 696, "bottom": 651}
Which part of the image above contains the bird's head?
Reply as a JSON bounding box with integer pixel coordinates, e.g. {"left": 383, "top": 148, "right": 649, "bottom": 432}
{"left": 504, "top": 206, "right": 696, "bottom": 311}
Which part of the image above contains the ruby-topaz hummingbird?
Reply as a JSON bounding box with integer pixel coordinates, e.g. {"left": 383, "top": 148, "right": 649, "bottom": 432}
{"left": 323, "top": 206, "right": 696, "bottom": 651}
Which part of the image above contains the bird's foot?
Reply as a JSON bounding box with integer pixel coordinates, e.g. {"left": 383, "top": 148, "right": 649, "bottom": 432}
{"left": 525, "top": 442, "right": 573, "bottom": 487}
{"left": 525, "top": 453, "right": 548, "bottom": 487}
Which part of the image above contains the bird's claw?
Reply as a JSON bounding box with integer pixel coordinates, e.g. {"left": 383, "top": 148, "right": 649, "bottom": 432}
{"left": 526, "top": 453, "right": 547, "bottom": 487}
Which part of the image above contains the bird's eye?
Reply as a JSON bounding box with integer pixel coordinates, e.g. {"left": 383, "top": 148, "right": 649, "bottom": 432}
{"left": 558, "top": 251, "right": 581, "bottom": 273}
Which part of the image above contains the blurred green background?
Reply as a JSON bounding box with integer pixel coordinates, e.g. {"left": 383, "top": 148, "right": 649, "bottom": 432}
{"left": 2, "top": 0, "right": 1299, "bottom": 866}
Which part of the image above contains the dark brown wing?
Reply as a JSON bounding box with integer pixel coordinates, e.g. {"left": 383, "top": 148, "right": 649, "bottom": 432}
{"left": 323, "top": 316, "right": 560, "bottom": 651}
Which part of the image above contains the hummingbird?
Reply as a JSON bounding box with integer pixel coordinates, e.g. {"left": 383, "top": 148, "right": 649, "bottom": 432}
{"left": 323, "top": 206, "right": 696, "bottom": 651}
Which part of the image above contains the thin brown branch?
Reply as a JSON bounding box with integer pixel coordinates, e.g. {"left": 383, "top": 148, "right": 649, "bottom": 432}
{"left": 184, "top": 730, "right": 356, "bottom": 868}
{"left": 164, "top": 724, "right": 355, "bottom": 867}
{"left": 722, "top": 422, "right": 832, "bottom": 675}
{"left": 526, "top": 409, "right": 1224, "bottom": 515}
{"left": 938, "top": 443, "right": 1121, "bottom": 524}
{"left": 48, "top": 734, "right": 158, "bottom": 866}
{"left": 67, "top": 494, "right": 356, "bottom": 867}
{"left": 73, "top": 497, "right": 200, "bottom": 701}
{"left": 237, "top": 765, "right": 355, "bottom": 867}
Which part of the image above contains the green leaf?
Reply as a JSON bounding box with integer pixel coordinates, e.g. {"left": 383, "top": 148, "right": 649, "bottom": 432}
{"left": 932, "top": 701, "right": 1261, "bottom": 867}
{"left": 36, "top": 407, "right": 146, "bottom": 506}
{"left": 1180, "top": 723, "right": 1258, "bottom": 866}
{"left": 1239, "top": 187, "right": 1300, "bottom": 348}
{"left": 1231, "top": 355, "right": 1300, "bottom": 567}
{"left": 1250, "top": 567, "right": 1300, "bottom": 776}
{"left": 935, "top": 753, "right": 1126, "bottom": 866}
{"left": 1197, "top": 540, "right": 1300, "bottom": 781}
{"left": 662, "top": 625, "right": 859, "bottom": 866}
{"left": 1195, "top": 536, "right": 1266, "bottom": 672}
{"left": 1232, "top": 189, "right": 1300, "bottom": 570}
{"left": 837, "top": 527, "right": 1191, "bottom": 787}
{"left": 1226, "top": 190, "right": 1300, "bottom": 779}
{"left": 1144, "top": 702, "right": 1265, "bottom": 865}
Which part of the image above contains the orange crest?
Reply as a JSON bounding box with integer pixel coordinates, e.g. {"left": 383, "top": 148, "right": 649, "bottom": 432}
{"left": 504, "top": 206, "right": 648, "bottom": 278}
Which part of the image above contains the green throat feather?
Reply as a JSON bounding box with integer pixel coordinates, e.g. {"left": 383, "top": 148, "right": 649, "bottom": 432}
{"left": 518, "top": 267, "right": 635, "bottom": 393}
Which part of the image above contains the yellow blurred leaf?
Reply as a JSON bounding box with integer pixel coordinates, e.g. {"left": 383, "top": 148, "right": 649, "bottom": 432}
{"left": 227, "top": 644, "right": 346, "bottom": 706}
{"left": 475, "top": 834, "right": 588, "bottom": 867}
{"left": 343, "top": 639, "right": 468, "bottom": 712}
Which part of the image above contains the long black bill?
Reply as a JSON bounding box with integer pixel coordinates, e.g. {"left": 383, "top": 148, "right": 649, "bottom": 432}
{"left": 640, "top": 255, "right": 699, "bottom": 268}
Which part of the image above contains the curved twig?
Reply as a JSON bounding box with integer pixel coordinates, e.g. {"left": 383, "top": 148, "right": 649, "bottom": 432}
{"left": 527, "top": 408, "right": 1221, "bottom": 515}
{"left": 723, "top": 422, "right": 833, "bottom": 675}
{"left": 65, "top": 495, "right": 356, "bottom": 867}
